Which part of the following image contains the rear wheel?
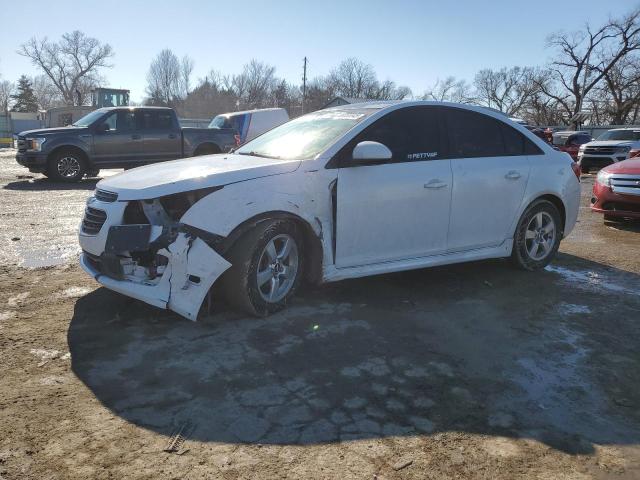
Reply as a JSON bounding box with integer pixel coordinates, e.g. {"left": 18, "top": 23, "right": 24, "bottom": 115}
{"left": 47, "top": 149, "right": 86, "bottom": 182}
{"left": 221, "top": 219, "right": 303, "bottom": 316}
{"left": 511, "top": 200, "right": 562, "bottom": 271}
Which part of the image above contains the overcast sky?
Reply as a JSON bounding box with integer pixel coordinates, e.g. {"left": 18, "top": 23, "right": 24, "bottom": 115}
{"left": 0, "top": 0, "right": 636, "bottom": 103}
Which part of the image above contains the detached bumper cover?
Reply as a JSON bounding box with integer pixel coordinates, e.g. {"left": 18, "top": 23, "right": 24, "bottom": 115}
{"left": 80, "top": 232, "right": 232, "bottom": 321}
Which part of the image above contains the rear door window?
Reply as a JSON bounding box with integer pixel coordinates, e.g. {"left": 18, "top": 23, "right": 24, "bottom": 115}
{"left": 445, "top": 108, "right": 542, "bottom": 157}
{"left": 138, "top": 111, "right": 175, "bottom": 130}
{"left": 445, "top": 108, "right": 504, "bottom": 158}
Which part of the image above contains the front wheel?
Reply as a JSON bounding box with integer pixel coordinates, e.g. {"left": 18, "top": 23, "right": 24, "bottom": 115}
{"left": 221, "top": 219, "right": 304, "bottom": 316}
{"left": 511, "top": 200, "right": 562, "bottom": 271}
{"left": 47, "top": 149, "right": 86, "bottom": 182}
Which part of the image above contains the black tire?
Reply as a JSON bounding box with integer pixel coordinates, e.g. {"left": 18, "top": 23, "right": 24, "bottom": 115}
{"left": 581, "top": 165, "right": 589, "bottom": 174}
{"left": 511, "top": 199, "right": 562, "bottom": 271}
{"left": 47, "top": 149, "right": 86, "bottom": 182}
{"left": 87, "top": 168, "right": 100, "bottom": 178}
{"left": 221, "top": 219, "right": 304, "bottom": 316}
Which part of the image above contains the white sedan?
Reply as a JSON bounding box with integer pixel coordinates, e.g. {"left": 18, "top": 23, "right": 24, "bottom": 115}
{"left": 79, "top": 101, "right": 581, "bottom": 320}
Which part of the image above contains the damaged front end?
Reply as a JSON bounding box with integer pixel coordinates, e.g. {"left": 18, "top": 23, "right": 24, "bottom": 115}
{"left": 79, "top": 187, "right": 231, "bottom": 321}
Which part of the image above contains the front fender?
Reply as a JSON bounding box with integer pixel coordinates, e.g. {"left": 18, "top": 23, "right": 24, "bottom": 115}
{"left": 179, "top": 175, "right": 322, "bottom": 238}
{"left": 44, "top": 136, "right": 92, "bottom": 158}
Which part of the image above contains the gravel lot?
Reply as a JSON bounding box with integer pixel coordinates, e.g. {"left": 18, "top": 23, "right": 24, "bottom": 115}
{"left": 1, "top": 147, "right": 640, "bottom": 479}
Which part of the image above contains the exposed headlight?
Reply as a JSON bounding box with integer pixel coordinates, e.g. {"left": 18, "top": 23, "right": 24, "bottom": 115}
{"left": 579, "top": 144, "right": 587, "bottom": 151}
{"left": 617, "top": 145, "right": 632, "bottom": 153}
{"left": 596, "top": 170, "right": 612, "bottom": 187}
{"left": 26, "top": 137, "right": 46, "bottom": 152}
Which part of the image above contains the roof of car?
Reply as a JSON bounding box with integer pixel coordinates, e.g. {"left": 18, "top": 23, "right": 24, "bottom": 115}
{"left": 608, "top": 128, "right": 640, "bottom": 132}
{"left": 221, "top": 108, "right": 287, "bottom": 116}
{"left": 99, "top": 106, "right": 173, "bottom": 111}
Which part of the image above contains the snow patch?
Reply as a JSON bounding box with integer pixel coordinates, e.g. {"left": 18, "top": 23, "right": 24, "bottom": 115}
{"left": 556, "top": 302, "right": 591, "bottom": 316}
{"left": 7, "top": 292, "right": 30, "bottom": 307}
{"left": 546, "top": 265, "right": 639, "bottom": 297}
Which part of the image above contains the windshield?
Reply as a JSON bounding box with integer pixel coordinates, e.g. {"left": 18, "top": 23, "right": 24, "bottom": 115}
{"left": 72, "top": 109, "right": 108, "bottom": 127}
{"left": 597, "top": 130, "right": 640, "bottom": 141}
{"left": 235, "top": 110, "right": 371, "bottom": 160}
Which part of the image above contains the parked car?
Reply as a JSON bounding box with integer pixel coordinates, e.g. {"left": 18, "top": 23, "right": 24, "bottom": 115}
{"left": 78, "top": 101, "right": 581, "bottom": 321}
{"left": 552, "top": 131, "right": 592, "bottom": 161}
{"left": 578, "top": 128, "right": 640, "bottom": 173}
{"left": 209, "top": 108, "right": 289, "bottom": 144}
{"left": 15, "top": 107, "right": 238, "bottom": 182}
{"left": 590, "top": 157, "right": 640, "bottom": 223}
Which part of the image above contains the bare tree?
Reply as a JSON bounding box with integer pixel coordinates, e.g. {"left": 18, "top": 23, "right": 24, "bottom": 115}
{"left": 31, "top": 74, "right": 62, "bottom": 110}
{"left": 473, "top": 67, "right": 541, "bottom": 116}
{"left": 146, "top": 49, "right": 182, "bottom": 106}
{"left": 181, "top": 55, "right": 194, "bottom": 97}
{"left": 18, "top": 31, "right": 113, "bottom": 106}
{"left": 424, "top": 76, "right": 475, "bottom": 103}
{"left": 540, "top": 7, "right": 640, "bottom": 127}
{"left": 0, "top": 80, "right": 14, "bottom": 112}
{"left": 596, "top": 54, "right": 640, "bottom": 124}
{"left": 232, "top": 60, "right": 277, "bottom": 109}
{"left": 327, "top": 58, "right": 378, "bottom": 98}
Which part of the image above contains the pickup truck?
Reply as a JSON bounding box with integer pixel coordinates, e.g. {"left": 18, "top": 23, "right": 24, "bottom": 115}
{"left": 15, "top": 106, "right": 238, "bottom": 182}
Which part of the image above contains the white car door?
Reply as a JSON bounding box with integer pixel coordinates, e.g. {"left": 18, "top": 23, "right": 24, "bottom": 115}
{"left": 334, "top": 106, "right": 453, "bottom": 268}
{"left": 443, "top": 107, "right": 533, "bottom": 252}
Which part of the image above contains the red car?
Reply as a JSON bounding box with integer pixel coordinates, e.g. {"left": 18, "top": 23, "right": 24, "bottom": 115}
{"left": 552, "top": 131, "right": 592, "bottom": 161}
{"left": 591, "top": 157, "right": 640, "bottom": 222}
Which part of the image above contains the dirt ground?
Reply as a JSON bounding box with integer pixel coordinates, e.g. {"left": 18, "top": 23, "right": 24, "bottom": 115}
{"left": 1, "top": 147, "right": 640, "bottom": 480}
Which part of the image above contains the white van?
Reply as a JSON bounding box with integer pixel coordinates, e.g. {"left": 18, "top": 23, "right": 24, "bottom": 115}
{"left": 208, "top": 108, "right": 289, "bottom": 144}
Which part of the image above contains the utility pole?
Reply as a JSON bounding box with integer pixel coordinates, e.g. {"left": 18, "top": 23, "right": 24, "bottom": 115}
{"left": 302, "top": 57, "right": 307, "bottom": 115}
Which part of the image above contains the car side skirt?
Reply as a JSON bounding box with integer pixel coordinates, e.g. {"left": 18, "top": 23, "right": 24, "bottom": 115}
{"left": 322, "top": 240, "right": 512, "bottom": 283}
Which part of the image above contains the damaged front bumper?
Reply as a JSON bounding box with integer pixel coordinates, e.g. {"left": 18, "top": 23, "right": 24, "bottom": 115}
{"left": 79, "top": 197, "right": 231, "bottom": 321}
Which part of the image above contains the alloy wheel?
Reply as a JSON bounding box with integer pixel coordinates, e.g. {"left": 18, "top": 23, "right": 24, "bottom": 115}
{"left": 525, "top": 212, "right": 556, "bottom": 261}
{"left": 57, "top": 156, "right": 81, "bottom": 179}
{"left": 256, "top": 233, "right": 299, "bottom": 303}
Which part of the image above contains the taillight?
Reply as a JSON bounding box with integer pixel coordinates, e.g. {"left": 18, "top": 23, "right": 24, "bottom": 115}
{"left": 570, "top": 161, "right": 581, "bottom": 181}
{"left": 234, "top": 134, "right": 241, "bottom": 147}
{"left": 629, "top": 149, "right": 640, "bottom": 158}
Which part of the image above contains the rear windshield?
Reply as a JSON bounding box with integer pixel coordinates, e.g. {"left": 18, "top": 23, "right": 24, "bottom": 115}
{"left": 209, "top": 114, "right": 244, "bottom": 131}
{"left": 597, "top": 130, "right": 640, "bottom": 141}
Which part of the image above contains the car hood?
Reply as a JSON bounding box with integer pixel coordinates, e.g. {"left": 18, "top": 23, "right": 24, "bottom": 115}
{"left": 18, "top": 126, "right": 87, "bottom": 136}
{"left": 585, "top": 140, "right": 636, "bottom": 148}
{"left": 603, "top": 158, "right": 640, "bottom": 175}
{"left": 97, "top": 153, "right": 301, "bottom": 200}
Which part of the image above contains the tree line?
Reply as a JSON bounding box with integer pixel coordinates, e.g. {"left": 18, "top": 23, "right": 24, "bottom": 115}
{"left": 1, "top": 6, "right": 639, "bottom": 128}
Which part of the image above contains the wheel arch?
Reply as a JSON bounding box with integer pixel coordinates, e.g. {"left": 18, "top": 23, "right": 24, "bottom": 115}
{"left": 221, "top": 211, "right": 324, "bottom": 285}
{"left": 47, "top": 144, "right": 91, "bottom": 167}
{"left": 534, "top": 193, "right": 566, "bottom": 233}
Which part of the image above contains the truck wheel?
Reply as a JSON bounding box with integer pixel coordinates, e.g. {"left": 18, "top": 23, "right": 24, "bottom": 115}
{"left": 47, "top": 149, "right": 86, "bottom": 182}
{"left": 221, "top": 219, "right": 304, "bottom": 316}
{"left": 511, "top": 199, "right": 562, "bottom": 271}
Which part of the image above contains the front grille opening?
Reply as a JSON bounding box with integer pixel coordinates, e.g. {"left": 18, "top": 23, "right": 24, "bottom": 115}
{"left": 82, "top": 207, "right": 107, "bottom": 235}
{"left": 602, "top": 202, "right": 640, "bottom": 213}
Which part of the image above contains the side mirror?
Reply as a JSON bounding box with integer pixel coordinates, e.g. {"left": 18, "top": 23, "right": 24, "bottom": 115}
{"left": 352, "top": 141, "right": 392, "bottom": 163}
{"left": 98, "top": 123, "right": 110, "bottom": 133}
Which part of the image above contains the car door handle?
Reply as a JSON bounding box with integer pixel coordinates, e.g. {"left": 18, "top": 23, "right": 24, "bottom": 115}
{"left": 168, "top": 133, "right": 177, "bottom": 139}
{"left": 424, "top": 180, "right": 448, "bottom": 189}
{"left": 505, "top": 170, "right": 521, "bottom": 180}
{"left": 131, "top": 134, "right": 142, "bottom": 140}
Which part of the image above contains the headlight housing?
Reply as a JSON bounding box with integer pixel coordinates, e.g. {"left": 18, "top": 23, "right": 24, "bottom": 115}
{"left": 596, "top": 170, "right": 612, "bottom": 187}
{"left": 616, "top": 145, "right": 632, "bottom": 153}
{"left": 26, "top": 137, "right": 46, "bottom": 152}
{"left": 579, "top": 144, "right": 587, "bottom": 151}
